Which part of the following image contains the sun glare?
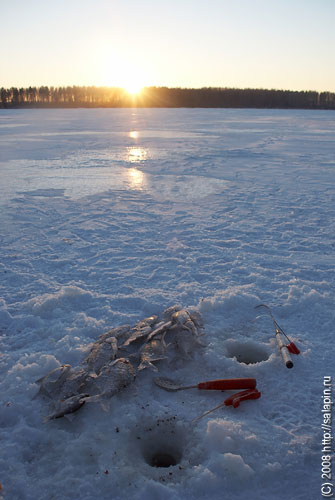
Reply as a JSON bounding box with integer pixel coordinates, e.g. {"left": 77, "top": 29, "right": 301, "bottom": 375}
{"left": 98, "top": 50, "right": 153, "bottom": 97}
{"left": 124, "top": 83, "right": 143, "bottom": 96}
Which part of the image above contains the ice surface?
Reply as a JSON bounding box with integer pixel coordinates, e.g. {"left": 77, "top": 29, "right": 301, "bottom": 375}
{"left": 0, "top": 108, "right": 334, "bottom": 499}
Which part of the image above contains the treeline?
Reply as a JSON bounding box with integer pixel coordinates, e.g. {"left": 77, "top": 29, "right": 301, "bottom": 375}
{"left": 1, "top": 85, "right": 335, "bottom": 109}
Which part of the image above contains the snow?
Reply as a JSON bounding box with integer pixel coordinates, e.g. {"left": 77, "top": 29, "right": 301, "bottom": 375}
{"left": 0, "top": 108, "right": 334, "bottom": 500}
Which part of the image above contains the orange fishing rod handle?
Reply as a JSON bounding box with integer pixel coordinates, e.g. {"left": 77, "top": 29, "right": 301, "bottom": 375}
{"left": 197, "top": 378, "right": 257, "bottom": 391}
{"left": 224, "top": 389, "right": 261, "bottom": 408}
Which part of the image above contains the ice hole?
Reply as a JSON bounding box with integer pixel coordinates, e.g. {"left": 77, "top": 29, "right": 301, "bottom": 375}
{"left": 136, "top": 418, "right": 184, "bottom": 468}
{"left": 141, "top": 435, "right": 183, "bottom": 468}
{"left": 126, "top": 415, "right": 204, "bottom": 481}
{"left": 150, "top": 452, "right": 177, "bottom": 468}
{"left": 225, "top": 340, "right": 269, "bottom": 364}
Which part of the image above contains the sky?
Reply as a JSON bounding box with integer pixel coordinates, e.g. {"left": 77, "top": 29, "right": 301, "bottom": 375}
{"left": 2, "top": 0, "right": 335, "bottom": 92}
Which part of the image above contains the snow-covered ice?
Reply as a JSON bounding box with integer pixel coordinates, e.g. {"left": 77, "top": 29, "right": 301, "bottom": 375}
{"left": 0, "top": 108, "right": 334, "bottom": 499}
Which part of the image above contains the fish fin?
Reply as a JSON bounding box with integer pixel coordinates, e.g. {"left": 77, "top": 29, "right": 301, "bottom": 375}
{"left": 42, "top": 415, "right": 53, "bottom": 424}
{"left": 64, "top": 412, "right": 77, "bottom": 422}
{"left": 138, "top": 360, "right": 158, "bottom": 372}
{"left": 161, "top": 331, "right": 167, "bottom": 347}
{"left": 81, "top": 394, "right": 110, "bottom": 412}
{"left": 32, "top": 386, "right": 50, "bottom": 400}
{"left": 32, "top": 388, "right": 41, "bottom": 400}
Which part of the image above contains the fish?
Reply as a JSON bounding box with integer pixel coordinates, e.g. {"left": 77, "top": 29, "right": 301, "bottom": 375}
{"left": 162, "top": 304, "right": 182, "bottom": 321}
{"left": 88, "top": 357, "right": 136, "bottom": 398}
{"left": 81, "top": 336, "right": 118, "bottom": 374}
{"left": 189, "top": 311, "right": 205, "bottom": 334}
{"left": 170, "top": 309, "right": 206, "bottom": 358}
{"left": 138, "top": 334, "right": 168, "bottom": 371}
{"left": 43, "top": 393, "right": 89, "bottom": 422}
{"left": 97, "top": 325, "right": 130, "bottom": 344}
{"left": 145, "top": 307, "right": 203, "bottom": 343}
{"left": 135, "top": 315, "right": 159, "bottom": 331}
{"left": 121, "top": 315, "right": 159, "bottom": 347}
{"left": 59, "top": 367, "right": 97, "bottom": 399}
{"left": 145, "top": 320, "right": 172, "bottom": 343}
{"left": 171, "top": 309, "right": 199, "bottom": 335}
{"left": 33, "top": 364, "right": 72, "bottom": 399}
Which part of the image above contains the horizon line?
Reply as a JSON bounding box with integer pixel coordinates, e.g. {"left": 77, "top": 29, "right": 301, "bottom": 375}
{"left": 1, "top": 84, "right": 334, "bottom": 94}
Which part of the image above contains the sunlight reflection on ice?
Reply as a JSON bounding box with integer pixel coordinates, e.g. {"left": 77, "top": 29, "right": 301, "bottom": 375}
{"left": 126, "top": 147, "right": 148, "bottom": 163}
{"left": 126, "top": 168, "right": 146, "bottom": 190}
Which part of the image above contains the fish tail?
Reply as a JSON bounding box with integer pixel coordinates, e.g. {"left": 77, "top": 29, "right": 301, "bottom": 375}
{"left": 42, "top": 415, "right": 53, "bottom": 424}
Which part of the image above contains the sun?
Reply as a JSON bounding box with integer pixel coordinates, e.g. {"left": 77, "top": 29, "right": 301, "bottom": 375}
{"left": 98, "top": 50, "right": 153, "bottom": 95}
{"left": 98, "top": 51, "right": 153, "bottom": 95}
{"left": 123, "top": 83, "right": 144, "bottom": 96}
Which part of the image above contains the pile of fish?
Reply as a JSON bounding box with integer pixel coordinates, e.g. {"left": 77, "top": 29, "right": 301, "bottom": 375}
{"left": 35, "top": 305, "right": 205, "bottom": 422}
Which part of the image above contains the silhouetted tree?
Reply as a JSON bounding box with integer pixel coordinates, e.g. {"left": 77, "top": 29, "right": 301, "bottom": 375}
{"left": 38, "top": 86, "right": 50, "bottom": 103}
{"left": 1, "top": 87, "right": 9, "bottom": 106}
{"left": 10, "top": 87, "right": 19, "bottom": 105}
{"left": 0, "top": 85, "right": 334, "bottom": 109}
{"left": 19, "top": 88, "right": 26, "bottom": 104}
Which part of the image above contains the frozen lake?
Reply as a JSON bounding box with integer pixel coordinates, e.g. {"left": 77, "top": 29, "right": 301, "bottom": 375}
{"left": 0, "top": 108, "right": 334, "bottom": 500}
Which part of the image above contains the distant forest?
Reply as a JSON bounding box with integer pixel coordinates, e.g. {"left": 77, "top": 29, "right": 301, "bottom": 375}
{"left": 1, "top": 85, "right": 335, "bottom": 109}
